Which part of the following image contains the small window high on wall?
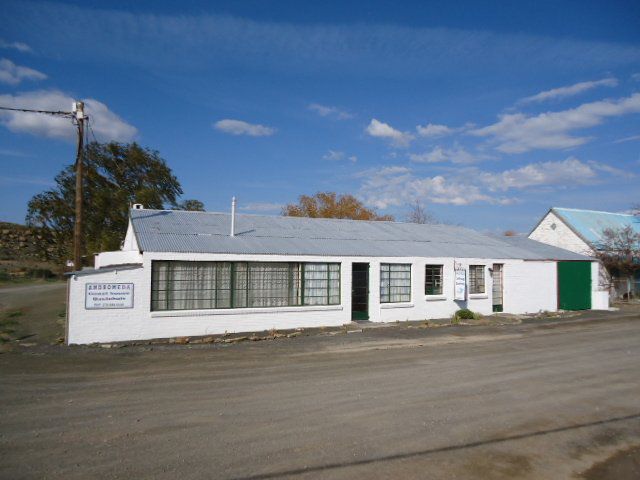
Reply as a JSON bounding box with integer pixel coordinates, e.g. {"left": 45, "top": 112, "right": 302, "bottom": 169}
{"left": 151, "top": 261, "right": 340, "bottom": 311}
{"left": 380, "top": 263, "right": 411, "bottom": 303}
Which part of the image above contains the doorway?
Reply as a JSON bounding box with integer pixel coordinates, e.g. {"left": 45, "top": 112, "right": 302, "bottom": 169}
{"left": 558, "top": 261, "right": 591, "bottom": 310}
{"left": 351, "top": 263, "right": 369, "bottom": 320}
{"left": 492, "top": 264, "right": 503, "bottom": 312}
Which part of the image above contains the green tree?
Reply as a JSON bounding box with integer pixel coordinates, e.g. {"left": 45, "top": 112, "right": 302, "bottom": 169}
{"left": 174, "top": 199, "right": 205, "bottom": 211}
{"left": 282, "top": 192, "right": 394, "bottom": 221}
{"left": 26, "top": 142, "right": 190, "bottom": 262}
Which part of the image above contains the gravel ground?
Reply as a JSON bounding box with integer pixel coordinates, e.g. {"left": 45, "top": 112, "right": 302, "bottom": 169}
{"left": 1, "top": 306, "right": 640, "bottom": 479}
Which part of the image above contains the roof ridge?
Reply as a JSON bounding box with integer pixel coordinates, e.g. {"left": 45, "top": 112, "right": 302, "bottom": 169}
{"left": 553, "top": 207, "right": 634, "bottom": 217}
{"left": 131, "top": 208, "right": 467, "bottom": 229}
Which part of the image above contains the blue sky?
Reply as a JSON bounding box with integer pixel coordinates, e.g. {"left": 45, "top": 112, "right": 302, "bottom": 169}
{"left": 0, "top": 0, "right": 639, "bottom": 233}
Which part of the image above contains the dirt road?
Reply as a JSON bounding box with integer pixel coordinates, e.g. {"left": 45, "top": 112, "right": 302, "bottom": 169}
{"left": 0, "top": 281, "right": 66, "bottom": 344}
{"left": 1, "top": 312, "right": 639, "bottom": 479}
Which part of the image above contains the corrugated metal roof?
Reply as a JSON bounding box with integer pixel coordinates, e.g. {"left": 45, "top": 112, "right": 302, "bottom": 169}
{"left": 553, "top": 208, "right": 640, "bottom": 247}
{"left": 130, "top": 209, "right": 590, "bottom": 261}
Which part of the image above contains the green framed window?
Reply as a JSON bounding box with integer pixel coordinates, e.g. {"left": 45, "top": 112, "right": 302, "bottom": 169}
{"left": 380, "top": 263, "right": 411, "bottom": 303}
{"left": 425, "top": 265, "right": 443, "bottom": 295}
{"left": 151, "top": 261, "right": 340, "bottom": 311}
{"left": 469, "top": 265, "right": 485, "bottom": 294}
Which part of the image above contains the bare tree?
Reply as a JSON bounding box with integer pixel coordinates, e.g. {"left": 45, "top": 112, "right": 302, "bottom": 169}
{"left": 406, "top": 201, "right": 437, "bottom": 224}
{"left": 596, "top": 226, "right": 640, "bottom": 299}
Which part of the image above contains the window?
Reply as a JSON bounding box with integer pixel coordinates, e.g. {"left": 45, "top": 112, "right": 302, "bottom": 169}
{"left": 151, "top": 261, "right": 340, "bottom": 311}
{"left": 304, "top": 263, "right": 341, "bottom": 306}
{"left": 425, "top": 265, "right": 443, "bottom": 295}
{"left": 469, "top": 265, "right": 485, "bottom": 294}
{"left": 380, "top": 264, "right": 411, "bottom": 303}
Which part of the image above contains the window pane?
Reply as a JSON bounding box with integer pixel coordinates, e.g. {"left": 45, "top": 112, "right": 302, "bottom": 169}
{"left": 380, "top": 263, "right": 411, "bottom": 303}
{"left": 151, "top": 261, "right": 217, "bottom": 311}
{"left": 469, "top": 265, "right": 485, "bottom": 294}
{"left": 425, "top": 265, "right": 443, "bottom": 295}
{"left": 151, "top": 261, "right": 339, "bottom": 311}
{"left": 248, "top": 263, "right": 291, "bottom": 307}
{"left": 231, "top": 263, "right": 246, "bottom": 308}
{"left": 304, "top": 263, "right": 328, "bottom": 305}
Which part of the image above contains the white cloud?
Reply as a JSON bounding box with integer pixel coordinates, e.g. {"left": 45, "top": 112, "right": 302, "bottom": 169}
{"left": 518, "top": 77, "right": 618, "bottom": 104}
{"left": 587, "top": 160, "right": 632, "bottom": 177}
{"left": 0, "top": 90, "right": 137, "bottom": 142}
{"left": 322, "top": 150, "right": 357, "bottom": 162}
{"left": 365, "top": 119, "right": 414, "bottom": 148}
{"left": 0, "top": 58, "right": 46, "bottom": 85}
{"left": 471, "top": 93, "right": 640, "bottom": 153}
{"left": 409, "top": 145, "right": 485, "bottom": 164}
{"left": 323, "top": 150, "right": 344, "bottom": 161}
{"left": 613, "top": 134, "right": 640, "bottom": 143}
{"left": 0, "top": 40, "right": 32, "bottom": 53}
{"left": 213, "top": 119, "right": 276, "bottom": 137}
{"left": 478, "top": 157, "right": 596, "bottom": 191}
{"left": 8, "top": 2, "right": 640, "bottom": 77}
{"left": 239, "top": 202, "right": 282, "bottom": 212}
{"left": 308, "top": 103, "right": 353, "bottom": 120}
{"left": 415, "top": 123, "right": 454, "bottom": 138}
{"left": 358, "top": 157, "right": 618, "bottom": 209}
{"left": 358, "top": 166, "right": 510, "bottom": 208}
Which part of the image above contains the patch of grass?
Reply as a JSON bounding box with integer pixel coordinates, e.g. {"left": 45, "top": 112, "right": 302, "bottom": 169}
{"left": 455, "top": 308, "right": 475, "bottom": 320}
{"left": 6, "top": 309, "right": 24, "bottom": 318}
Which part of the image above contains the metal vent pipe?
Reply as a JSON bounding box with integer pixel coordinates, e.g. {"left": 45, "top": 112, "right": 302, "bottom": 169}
{"left": 230, "top": 197, "right": 236, "bottom": 237}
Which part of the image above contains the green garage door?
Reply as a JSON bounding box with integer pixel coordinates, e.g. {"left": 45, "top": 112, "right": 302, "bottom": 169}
{"left": 557, "top": 261, "right": 591, "bottom": 310}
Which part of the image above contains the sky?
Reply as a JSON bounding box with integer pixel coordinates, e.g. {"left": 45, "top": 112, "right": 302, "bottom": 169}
{"left": 0, "top": 0, "right": 639, "bottom": 233}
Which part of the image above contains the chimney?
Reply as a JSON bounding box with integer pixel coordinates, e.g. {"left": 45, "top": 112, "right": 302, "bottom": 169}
{"left": 230, "top": 197, "right": 236, "bottom": 237}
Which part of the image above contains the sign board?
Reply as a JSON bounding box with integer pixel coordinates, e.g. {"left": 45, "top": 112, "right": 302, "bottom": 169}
{"left": 454, "top": 269, "right": 466, "bottom": 301}
{"left": 85, "top": 283, "right": 134, "bottom": 309}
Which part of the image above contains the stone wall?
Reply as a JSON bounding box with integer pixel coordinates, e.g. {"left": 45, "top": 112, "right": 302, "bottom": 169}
{"left": 0, "top": 222, "right": 61, "bottom": 264}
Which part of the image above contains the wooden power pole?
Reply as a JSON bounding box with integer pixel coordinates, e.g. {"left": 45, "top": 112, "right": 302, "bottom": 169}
{"left": 0, "top": 101, "right": 87, "bottom": 270}
{"left": 72, "top": 101, "right": 85, "bottom": 270}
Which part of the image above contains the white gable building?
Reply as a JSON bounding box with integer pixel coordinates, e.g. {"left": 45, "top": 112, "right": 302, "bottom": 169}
{"left": 529, "top": 207, "right": 640, "bottom": 299}
{"left": 66, "top": 207, "right": 606, "bottom": 345}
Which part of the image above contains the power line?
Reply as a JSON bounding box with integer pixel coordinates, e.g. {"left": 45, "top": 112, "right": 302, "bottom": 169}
{"left": 0, "top": 105, "right": 73, "bottom": 117}
{"left": 88, "top": 118, "right": 98, "bottom": 144}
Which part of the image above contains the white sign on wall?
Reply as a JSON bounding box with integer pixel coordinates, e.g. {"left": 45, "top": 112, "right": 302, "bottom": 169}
{"left": 454, "top": 269, "right": 466, "bottom": 301}
{"left": 85, "top": 283, "right": 134, "bottom": 309}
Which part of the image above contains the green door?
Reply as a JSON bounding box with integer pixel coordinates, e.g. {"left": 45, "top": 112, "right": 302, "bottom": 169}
{"left": 557, "top": 261, "right": 591, "bottom": 310}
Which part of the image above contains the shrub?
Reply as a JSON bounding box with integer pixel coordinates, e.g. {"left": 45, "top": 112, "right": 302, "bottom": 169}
{"left": 455, "top": 308, "right": 475, "bottom": 320}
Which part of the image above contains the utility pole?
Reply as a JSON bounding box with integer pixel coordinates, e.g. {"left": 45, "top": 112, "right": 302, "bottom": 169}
{"left": 0, "top": 102, "right": 87, "bottom": 270}
{"left": 72, "top": 101, "right": 85, "bottom": 270}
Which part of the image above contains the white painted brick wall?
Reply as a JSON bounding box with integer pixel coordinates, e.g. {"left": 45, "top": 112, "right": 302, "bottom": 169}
{"left": 68, "top": 251, "right": 598, "bottom": 344}
{"left": 529, "top": 211, "right": 594, "bottom": 256}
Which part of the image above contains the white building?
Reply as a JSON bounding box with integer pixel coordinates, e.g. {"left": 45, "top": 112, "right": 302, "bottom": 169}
{"left": 529, "top": 207, "right": 640, "bottom": 299}
{"left": 66, "top": 207, "right": 606, "bottom": 345}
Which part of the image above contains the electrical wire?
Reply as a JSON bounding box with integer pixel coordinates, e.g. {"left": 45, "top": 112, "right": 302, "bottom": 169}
{"left": 88, "top": 118, "right": 99, "bottom": 144}
{"left": 0, "top": 106, "right": 73, "bottom": 117}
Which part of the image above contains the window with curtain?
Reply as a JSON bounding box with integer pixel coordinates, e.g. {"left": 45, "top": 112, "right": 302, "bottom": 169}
{"left": 151, "top": 261, "right": 339, "bottom": 311}
{"left": 425, "top": 265, "right": 443, "bottom": 295}
{"left": 380, "top": 263, "right": 411, "bottom": 303}
{"left": 303, "top": 263, "right": 341, "bottom": 306}
{"left": 469, "top": 265, "right": 485, "bottom": 294}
